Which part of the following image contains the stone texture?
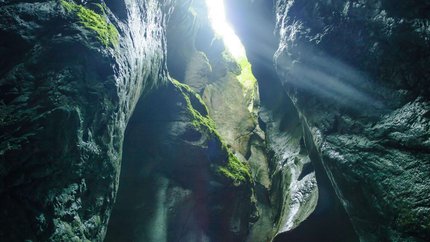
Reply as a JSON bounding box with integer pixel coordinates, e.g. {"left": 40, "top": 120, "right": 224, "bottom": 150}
{"left": 2, "top": 0, "right": 427, "bottom": 241}
{"left": 167, "top": 1, "right": 322, "bottom": 241}
{"left": 273, "top": 0, "right": 430, "bottom": 241}
{"left": 105, "top": 80, "right": 254, "bottom": 242}
{"left": 228, "top": 0, "right": 430, "bottom": 241}
{"left": 0, "top": 0, "right": 173, "bottom": 240}
{"left": 225, "top": 1, "right": 357, "bottom": 241}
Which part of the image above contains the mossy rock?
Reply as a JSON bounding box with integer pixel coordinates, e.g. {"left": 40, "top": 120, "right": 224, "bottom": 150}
{"left": 171, "top": 79, "right": 251, "bottom": 186}
{"left": 218, "top": 152, "right": 252, "bottom": 186}
{"left": 61, "top": 0, "right": 119, "bottom": 47}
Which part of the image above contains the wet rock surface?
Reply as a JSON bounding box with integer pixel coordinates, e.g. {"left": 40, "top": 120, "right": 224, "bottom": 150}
{"left": 166, "top": 1, "right": 323, "bottom": 241}
{"left": 1, "top": 0, "right": 429, "bottom": 241}
{"left": 105, "top": 80, "right": 254, "bottom": 242}
{"left": 228, "top": 0, "right": 430, "bottom": 241}
{"left": 0, "top": 0, "right": 173, "bottom": 240}
{"left": 273, "top": 0, "right": 430, "bottom": 241}
{"left": 0, "top": 0, "right": 278, "bottom": 240}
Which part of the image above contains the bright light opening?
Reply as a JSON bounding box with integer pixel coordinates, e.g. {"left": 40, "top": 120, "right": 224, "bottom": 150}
{"left": 205, "top": 0, "right": 257, "bottom": 113}
{"left": 205, "top": 0, "right": 246, "bottom": 59}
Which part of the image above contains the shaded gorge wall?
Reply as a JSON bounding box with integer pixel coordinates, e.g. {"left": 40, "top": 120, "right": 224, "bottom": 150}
{"left": 0, "top": 0, "right": 428, "bottom": 241}
{"left": 0, "top": 0, "right": 173, "bottom": 240}
{"left": 226, "top": 0, "right": 430, "bottom": 241}
{"left": 107, "top": 0, "right": 328, "bottom": 241}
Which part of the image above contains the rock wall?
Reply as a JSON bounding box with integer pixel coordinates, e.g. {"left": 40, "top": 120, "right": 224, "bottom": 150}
{"left": 274, "top": 0, "right": 430, "bottom": 241}
{"left": 227, "top": 0, "right": 430, "bottom": 241}
{"left": 2, "top": 0, "right": 427, "bottom": 241}
{"left": 105, "top": 78, "right": 254, "bottom": 241}
{"left": 105, "top": 1, "right": 256, "bottom": 240}
{"left": 166, "top": 0, "right": 330, "bottom": 241}
{"left": 1, "top": 0, "right": 276, "bottom": 241}
{"left": 0, "top": 0, "right": 173, "bottom": 240}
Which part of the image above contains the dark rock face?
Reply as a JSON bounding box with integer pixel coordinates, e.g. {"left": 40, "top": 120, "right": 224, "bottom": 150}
{"left": 0, "top": 0, "right": 259, "bottom": 240}
{"left": 105, "top": 80, "right": 254, "bottom": 241}
{"left": 226, "top": 1, "right": 358, "bottom": 241}
{"left": 166, "top": 1, "right": 322, "bottom": 241}
{"left": 2, "top": 0, "right": 429, "bottom": 241}
{"left": 273, "top": 0, "right": 430, "bottom": 241}
{"left": 228, "top": 0, "right": 430, "bottom": 241}
{"left": 0, "top": 0, "right": 173, "bottom": 240}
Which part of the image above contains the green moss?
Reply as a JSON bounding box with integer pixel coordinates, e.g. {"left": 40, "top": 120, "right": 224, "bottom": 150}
{"left": 218, "top": 152, "right": 252, "bottom": 186}
{"left": 171, "top": 79, "right": 217, "bottom": 134}
{"left": 236, "top": 57, "right": 258, "bottom": 112}
{"left": 61, "top": 0, "right": 119, "bottom": 47}
{"left": 171, "top": 79, "right": 251, "bottom": 185}
{"left": 237, "top": 57, "right": 257, "bottom": 90}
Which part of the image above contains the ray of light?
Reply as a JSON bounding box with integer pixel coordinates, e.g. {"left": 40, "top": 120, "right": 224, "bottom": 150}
{"left": 205, "top": 0, "right": 246, "bottom": 58}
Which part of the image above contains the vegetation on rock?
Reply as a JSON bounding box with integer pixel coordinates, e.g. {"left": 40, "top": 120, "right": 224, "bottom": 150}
{"left": 171, "top": 79, "right": 216, "bottom": 134}
{"left": 171, "top": 79, "right": 251, "bottom": 185}
{"left": 218, "top": 152, "right": 252, "bottom": 185}
{"left": 61, "top": 0, "right": 119, "bottom": 47}
{"left": 236, "top": 56, "right": 258, "bottom": 113}
{"left": 236, "top": 57, "right": 257, "bottom": 93}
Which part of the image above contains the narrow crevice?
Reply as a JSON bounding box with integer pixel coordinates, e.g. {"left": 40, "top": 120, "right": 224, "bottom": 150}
{"left": 273, "top": 118, "right": 359, "bottom": 242}
{"left": 297, "top": 162, "right": 313, "bottom": 181}
{"left": 104, "top": 95, "right": 158, "bottom": 242}
{"left": 224, "top": 1, "right": 359, "bottom": 241}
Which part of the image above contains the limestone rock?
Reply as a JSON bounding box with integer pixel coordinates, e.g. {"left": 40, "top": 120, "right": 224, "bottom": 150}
{"left": 105, "top": 80, "right": 254, "bottom": 241}
{"left": 272, "top": 0, "right": 430, "bottom": 240}
{"left": 0, "top": 0, "right": 173, "bottom": 240}
{"left": 227, "top": 0, "right": 430, "bottom": 241}
{"left": 168, "top": 1, "right": 322, "bottom": 241}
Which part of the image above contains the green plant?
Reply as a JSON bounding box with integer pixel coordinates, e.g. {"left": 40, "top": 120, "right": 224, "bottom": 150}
{"left": 171, "top": 79, "right": 252, "bottom": 186}
{"left": 61, "top": 0, "right": 119, "bottom": 47}
{"left": 236, "top": 57, "right": 257, "bottom": 112}
{"left": 236, "top": 57, "right": 257, "bottom": 91}
{"left": 171, "top": 79, "right": 217, "bottom": 134}
{"left": 218, "top": 152, "right": 251, "bottom": 186}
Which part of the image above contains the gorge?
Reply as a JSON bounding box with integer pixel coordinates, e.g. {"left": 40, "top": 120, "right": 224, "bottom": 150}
{"left": 0, "top": 0, "right": 429, "bottom": 241}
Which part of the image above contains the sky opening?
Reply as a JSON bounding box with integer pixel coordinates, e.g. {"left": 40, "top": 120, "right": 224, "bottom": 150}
{"left": 205, "top": 0, "right": 257, "bottom": 113}
{"left": 205, "top": 0, "right": 246, "bottom": 59}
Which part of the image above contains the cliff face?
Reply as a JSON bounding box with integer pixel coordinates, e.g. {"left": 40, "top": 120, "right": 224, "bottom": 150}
{"left": 227, "top": 0, "right": 430, "bottom": 241}
{"left": 105, "top": 0, "right": 320, "bottom": 241}
{"left": 0, "top": 0, "right": 173, "bottom": 240}
{"left": 0, "top": 0, "right": 298, "bottom": 241}
{"left": 166, "top": 0, "right": 325, "bottom": 240}
{"left": 1, "top": 0, "right": 429, "bottom": 241}
{"left": 105, "top": 78, "right": 256, "bottom": 241}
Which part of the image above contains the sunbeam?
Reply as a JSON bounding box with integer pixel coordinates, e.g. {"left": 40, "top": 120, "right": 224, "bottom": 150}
{"left": 205, "top": 0, "right": 246, "bottom": 58}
